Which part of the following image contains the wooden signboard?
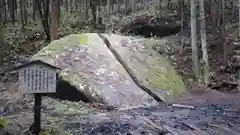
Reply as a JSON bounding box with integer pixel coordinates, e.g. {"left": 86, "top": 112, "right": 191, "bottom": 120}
{"left": 12, "top": 60, "right": 60, "bottom": 135}
{"left": 18, "top": 64, "right": 56, "bottom": 94}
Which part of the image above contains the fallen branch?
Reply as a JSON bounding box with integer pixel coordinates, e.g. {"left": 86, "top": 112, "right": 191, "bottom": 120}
{"left": 172, "top": 104, "right": 194, "bottom": 109}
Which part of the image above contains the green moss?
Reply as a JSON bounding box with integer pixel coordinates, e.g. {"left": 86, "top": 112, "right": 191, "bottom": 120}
{"left": 32, "top": 34, "right": 89, "bottom": 59}
{"left": 0, "top": 117, "right": 8, "bottom": 128}
{"left": 139, "top": 38, "right": 186, "bottom": 101}
{"left": 44, "top": 116, "right": 60, "bottom": 124}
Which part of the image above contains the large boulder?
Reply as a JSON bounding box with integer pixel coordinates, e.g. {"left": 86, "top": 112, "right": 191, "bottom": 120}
{"left": 32, "top": 33, "right": 186, "bottom": 108}
{"left": 32, "top": 33, "right": 157, "bottom": 109}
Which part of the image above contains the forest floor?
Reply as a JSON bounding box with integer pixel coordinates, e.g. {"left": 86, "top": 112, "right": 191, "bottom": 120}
{"left": 0, "top": 10, "right": 240, "bottom": 135}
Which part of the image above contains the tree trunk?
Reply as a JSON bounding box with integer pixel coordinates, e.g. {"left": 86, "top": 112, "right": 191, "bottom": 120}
{"left": 107, "top": 0, "right": 110, "bottom": 20}
{"left": 70, "top": 0, "right": 73, "bottom": 13}
{"left": 65, "top": 0, "right": 68, "bottom": 12}
{"left": 0, "top": 0, "right": 3, "bottom": 23}
{"left": 0, "top": 25, "right": 3, "bottom": 65}
{"left": 154, "top": 0, "right": 158, "bottom": 10}
{"left": 239, "top": 0, "right": 240, "bottom": 39}
{"left": 23, "top": 0, "right": 28, "bottom": 25}
{"left": 191, "top": 0, "right": 199, "bottom": 79}
{"left": 75, "top": 0, "right": 78, "bottom": 12}
{"left": 199, "top": 0, "right": 209, "bottom": 84}
{"left": 97, "top": 2, "right": 101, "bottom": 25}
{"left": 180, "top": 0, "right": 184, "bottom": 46}
{"left": 211, "top": 0, "right": 217, "bottom": 30}
{"left": 84, "top": 0, "right": 88, "bottom": 19}
{"left": 33, "top": 0, "right": 36, "bottom": 20}
{"left": 232, "top": 0, "right": 236, "bottom": 19}
{"left": 221, "top": 0, "right": 227, "bottom": 66}
{"left": 124, "top": 0, "right": 128, "bottom": 15}
{"left": 20, "top": 0, "right": 25, "bottom": 30}
{"left": 3, "top": 0, "right": 7, "bottom": 23}
{"left": 132, "top": 0, "right": 135, "bottom": 13}
{"left": 117, "top": 0, "right": 120, "bottom": 12}
{"left": 90, "top": 0, "right": 97, "bottom": 28}
{"left": 51, "top": 0, "right": 58, "bottom": 41}
{"left": 10, "top": 0, "right": 15, "bottom": 24}
{"left": 0, "top": 4, "right": 3, "bottom": 65}
{"left": 36, "top": 0, "right": 51, "bottom": 42}
{"left": 57, "top": 0, "right": 61, "bottom": 26}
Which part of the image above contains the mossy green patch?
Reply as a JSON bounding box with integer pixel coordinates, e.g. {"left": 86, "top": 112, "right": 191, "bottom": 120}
{"left": 0, "top": 117, "right": 8, "bottom": 128}
{"left": 32, "top": 34, "right": 89, "bottom": 60}
{"left": 139, "top": 38, "right": 186, "bottom": 101}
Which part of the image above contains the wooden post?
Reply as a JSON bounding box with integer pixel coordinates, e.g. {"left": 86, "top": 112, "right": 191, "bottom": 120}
{"left": 34, "top": 93, "right": 42, "bottom": 135}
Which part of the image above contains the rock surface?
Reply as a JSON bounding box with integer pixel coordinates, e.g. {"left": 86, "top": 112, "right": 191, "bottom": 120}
{"left": 103, "top": 34, "right": 186, "bottom": 102}
{"left": 32, "top": 33, "right": 157, "bottom": 108}
{"left": 31, "top": 33, "right": 186, "bottom": 108}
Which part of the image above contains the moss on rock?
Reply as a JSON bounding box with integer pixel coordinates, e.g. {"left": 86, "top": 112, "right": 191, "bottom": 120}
{"left": 102, "top": 34, "right": 186, "bottom": 102}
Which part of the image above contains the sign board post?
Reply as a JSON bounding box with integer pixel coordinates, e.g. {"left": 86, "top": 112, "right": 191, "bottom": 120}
{"left": 13, "top": 60, "right": 60, "bottom": 135}
{"left": 34, "top": 93, "right": 42, "bottom": 135}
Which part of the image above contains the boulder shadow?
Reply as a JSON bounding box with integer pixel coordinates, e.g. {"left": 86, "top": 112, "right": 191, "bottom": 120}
{"left": 43, "top": 78, "right": 91, "bottom": 103}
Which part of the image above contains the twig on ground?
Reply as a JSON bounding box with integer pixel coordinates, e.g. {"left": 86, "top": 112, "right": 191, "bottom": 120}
{"left": 172, "top": 104, "right": 194, "bottom": 109}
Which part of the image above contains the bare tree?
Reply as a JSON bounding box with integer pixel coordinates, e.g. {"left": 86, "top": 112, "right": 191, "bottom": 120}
{"left": 51, "top": 0, "right": 58, "bottom": 41}
{"left": 199, "top": 0, "right": 209, "bottom": 84}
{"left": 239, "top": 0, "right": 240, "bottom": 39}
{"left": 191, "top": 0, "right": 199, "bottom": 79}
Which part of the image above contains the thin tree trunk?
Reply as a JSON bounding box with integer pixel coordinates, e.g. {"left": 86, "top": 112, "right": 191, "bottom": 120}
{"left": 0, "top": 0, "right": 2, "bottom": 23}
{"left": 65, "top": 0, "right": 68, "bottom": 12}
{"left": 23, "top": 0, "right": 28, "bottom": 25}
{"left": 70, "top": 0, "right": 73, "bottom": 13}
{"left": 0, "top": 25, "right": 3, "bottom": 65}
{"left": 117, "top": 0, "right": 120, "bottom": 12}
{"left": 124, "top": 0, "right": 128, "bottom": 15}
{"left": 239, "top": 0, "right": 240, "bottom": 39}
{"left": 84, "top": 0, "right": 88, "bottom": 19}
{"left": 75, "top": 0, "right": 78, "bottom": 12}
{"left": 33, "top": 0, "right": 36, "bottom": 20}
{"left": 221, "top": 0, "right": 227, "bottom": 66}
{"left": 232, "top": 0, "right": 236, "bottom": 19}
{"left": 20, "top": 0, "right": 24, "bottom": 30}
{"left": 51, "top": 0, "right": 58, "bottom": 41}
{"left": 180, "top": 0, "right": 184, "bottom": 47}
{"left": 199, "top": 0, "right": 209, "bottom": 84}
{"left": 107, "top": 0, "right": 110, "bottom": 20}
{"left": 90, "top": 0, "right": 97, "bottom": 28}
{"left": 10, "top": 0, "right": 15, "bottom": 24}
{"left": 3, "top": 0, "right": 7, "bottom": 23}
{"left": 132, "top": 0, "right": 135, "bottom": 13}
{"left": 97, "top": 2, "right": 101, "bottom": 25}
{"left": 0, "top": 2, "right": 3, "bottom": 65}
{"left": 154, "top": 0, "right": 158, "bottom": 10}
{"left": 57, "top": 0, "right": 61, "bottom": 26}
{"left": 36, "top": 0, "right": 51, "bottom": 42}
{"left": 211, "top": 0, "right": 217, "bottom": 30}
{"left": 191, "top": 0, "right": 199, "bottom": 79}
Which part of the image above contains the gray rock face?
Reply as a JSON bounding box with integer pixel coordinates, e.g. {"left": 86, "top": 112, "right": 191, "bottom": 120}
{"left": 32, "top": 33, "right": 157, "bottom": 109}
